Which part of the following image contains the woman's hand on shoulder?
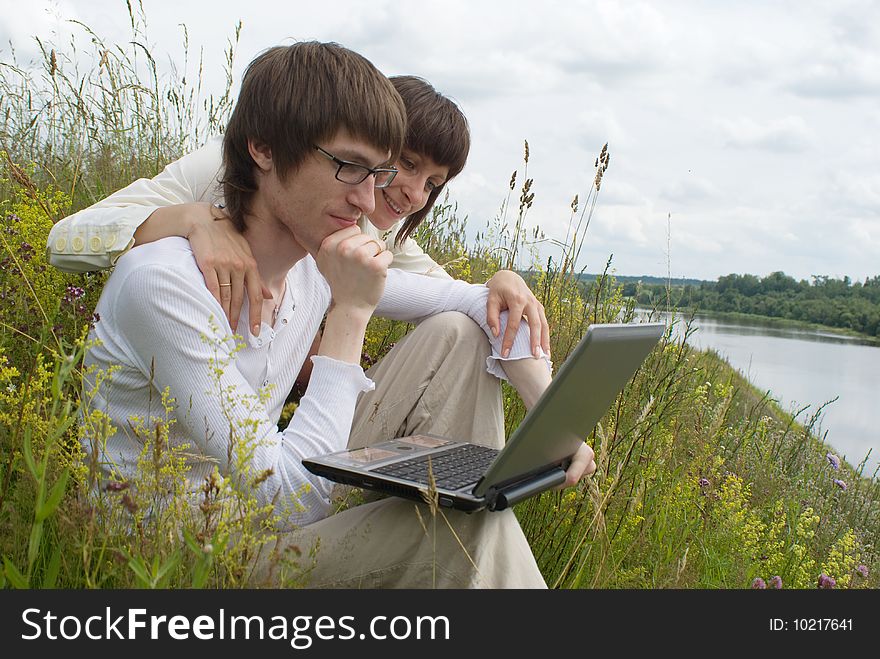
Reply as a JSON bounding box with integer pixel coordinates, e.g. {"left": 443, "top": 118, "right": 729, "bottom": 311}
{"left": 185, "top": 203, "right": 270, "bottom": 335}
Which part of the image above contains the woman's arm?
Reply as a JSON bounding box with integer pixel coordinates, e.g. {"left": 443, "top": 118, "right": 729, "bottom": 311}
{"left": 375, "top": 268, "right": 550, "bottom": 379}
{"left": 362, "top": 220, "right": 452, "bottom": 280}
{"left": 47, "top": 137, "right": 224, "bottom": 272}
{"left": 376, "top": 223, "right": 551, "bottom": 358}
{"left": 46, "top": 139, "right": 270, "bottom": 333}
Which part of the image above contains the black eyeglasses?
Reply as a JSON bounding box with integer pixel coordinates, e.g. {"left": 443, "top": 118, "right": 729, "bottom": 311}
{"left": 314, "top": 145, "right": 398, "bottom": 189}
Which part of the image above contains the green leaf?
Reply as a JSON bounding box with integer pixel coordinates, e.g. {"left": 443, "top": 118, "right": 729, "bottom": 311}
{"left": 3, "top": 557, "right": 29, "bottom": 589}
{"left": 182, "top": 528, "right": 201, "bottom": 554}
{"left": 47, "top": 412, "right": 76, "bottom": 445}
{"left": 42, "top": 545, "right": 62, "bottom": 589}
{"left": 127, "top": 556, "right": 152, "bottom": 588}
{"left": 27, "top": 522, "right": 43, "bottom": 572}
{"left": 191, "top": 554, "right": 213, "bottom": 589}
{"left": 21, "top": 427, "right": 39, "bottom": 479}
{"left": 154, "top": 550, "right": 182, "bottom": 588}
{"left": 36, "top": 469, "right": 69, "bottom": 522}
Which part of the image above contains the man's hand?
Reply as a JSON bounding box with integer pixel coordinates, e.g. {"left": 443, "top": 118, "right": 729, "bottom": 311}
{"left": 485, "top": 270, "right": 550, "bottom": 358}
{"left": 315, "top": 226, "right": 393, "bottom": 315}
{"left": 185, "top": 203, "right": 271, "bottom": 335}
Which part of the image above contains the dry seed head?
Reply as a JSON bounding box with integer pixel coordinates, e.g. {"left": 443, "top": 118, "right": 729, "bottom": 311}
{"left": 121, "top": 493, "right": 138, "bottom": 514}
{"left": 252, "top": 467, "right": 274, "bottom": 487}
{"left": 571, "top": 194, "right": 579, "bottom": 213}
{"left": 509, "top": 170, "right": 517, "bottom": 190}
{"left": 49, "top": 49, "right": 57, "bottom": 76}
{"left": 7, "top": 160, "right": 32, "bottom": 189}
{"left": 523, "top": 139, "right": 530, "bottom": 164}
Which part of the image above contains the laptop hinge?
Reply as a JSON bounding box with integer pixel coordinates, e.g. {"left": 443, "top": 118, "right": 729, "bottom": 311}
{"left": 486, "top": 467, "right": 567, "bottom": 511}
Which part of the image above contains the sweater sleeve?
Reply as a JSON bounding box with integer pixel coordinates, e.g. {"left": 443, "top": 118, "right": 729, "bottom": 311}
{"left": 360, "top": 218, "right": 452, "bottom": 280}
{"left": 388, "top": 234, "right": 453, "bottom": 280}
{"left": 375, "top": 268, "right": 551, "bottom": 379}
{"left": 111, "top": 261, "right": 372, "bottom": 528}
{"left": 46, "top": 138, "right": 224, "bottom": 272}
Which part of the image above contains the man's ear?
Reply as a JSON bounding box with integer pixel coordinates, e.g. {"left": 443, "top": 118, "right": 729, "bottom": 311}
{"left": 248, "top": 139, "right": 273, "bottom": 172}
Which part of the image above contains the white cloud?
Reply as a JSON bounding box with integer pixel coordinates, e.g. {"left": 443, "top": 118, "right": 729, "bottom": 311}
{"left": 715, "top": 115, "right": 812, "bottom": 152}
{"left": 660, "top": 176, "right": 720, "bottom": 203}
{"left": 788, "top": 47, "right": 880, "bottom": 99}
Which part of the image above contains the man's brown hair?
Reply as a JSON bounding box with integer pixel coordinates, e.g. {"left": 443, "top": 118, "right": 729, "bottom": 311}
{"left": 221, "top": 42, "right": 407, "bottom": 230}
{"left": 392, "top": 75, "right": 470, "bottom": 245}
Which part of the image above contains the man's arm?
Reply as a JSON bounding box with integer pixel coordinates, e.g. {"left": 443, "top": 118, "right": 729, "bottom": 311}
{"left": 106, "top": 255, "right": 371, "bottom": 528}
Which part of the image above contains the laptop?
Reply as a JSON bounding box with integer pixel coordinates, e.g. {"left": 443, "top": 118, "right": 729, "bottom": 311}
{"left": 303, "top": 322, "right": 665, "bottom": 512}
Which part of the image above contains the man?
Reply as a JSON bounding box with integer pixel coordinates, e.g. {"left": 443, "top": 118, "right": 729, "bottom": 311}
{"left": 74, "top": 42, "right": 595, "bottom": 587}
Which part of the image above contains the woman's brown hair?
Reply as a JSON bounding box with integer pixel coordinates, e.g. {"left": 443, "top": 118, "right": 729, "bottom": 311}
{"left": 391, "top": 76, "right": 470, "bottom": 245}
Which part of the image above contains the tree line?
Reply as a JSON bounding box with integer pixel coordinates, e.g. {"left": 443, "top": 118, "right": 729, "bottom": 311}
{"left": 624, "top": 272, "right": 880, "bottom": 337}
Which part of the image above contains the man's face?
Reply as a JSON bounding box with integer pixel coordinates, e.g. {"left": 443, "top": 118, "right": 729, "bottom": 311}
{"left": 259, "top": 129, "right": 392, "bottom": 255}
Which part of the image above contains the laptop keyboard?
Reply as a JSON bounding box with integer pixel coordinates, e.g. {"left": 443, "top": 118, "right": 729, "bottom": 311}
{"left": 372, "top": 444, "right": 499, "bottom": 491}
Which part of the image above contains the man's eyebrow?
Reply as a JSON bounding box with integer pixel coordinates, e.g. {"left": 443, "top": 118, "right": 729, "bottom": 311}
{"left": 334, "top": 148, "right": 393, "bottom": 169}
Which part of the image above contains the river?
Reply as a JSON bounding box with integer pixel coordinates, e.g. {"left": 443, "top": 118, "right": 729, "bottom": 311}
{"left": 642, "top": 311, "right": 879, "bottom": 477}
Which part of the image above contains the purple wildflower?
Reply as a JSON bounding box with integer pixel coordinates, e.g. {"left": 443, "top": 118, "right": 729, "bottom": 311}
{"left": 825, "top": 453, "right": 840, "bottom": 469}
{"left": 17, "top": 242, "right": 34, "bottom": 262}
{"left": 833, "top": 479, "right": 848, "bottom": 491}
{"left": 856, "top": 565, "right": 869, "bottom": 579}
{"left": 817, "top": 573, "right": 836, "bottom": 589}
{"left": 62, "top": 285, "right": 86, "bottom": 304}
{"left": 769, "top": 575, "right": 783, "bottom": 589}
{"left": 698, "top": 477, "right": 710, "bottom": 488}
{"left": 751, "top": 577, "right": 767, "bottom": 589}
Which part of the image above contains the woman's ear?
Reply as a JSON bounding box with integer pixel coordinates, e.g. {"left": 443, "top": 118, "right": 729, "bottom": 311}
{"left": 248, "top": 139, "right": 273, "bottom": 172}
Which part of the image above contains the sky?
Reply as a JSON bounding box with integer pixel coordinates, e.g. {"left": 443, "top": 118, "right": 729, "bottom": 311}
{"left": 2, "top": 0, "right": 879, "bottom": 283}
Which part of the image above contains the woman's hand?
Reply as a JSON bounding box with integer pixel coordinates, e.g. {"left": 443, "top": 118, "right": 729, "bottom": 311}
{"left": 561, "top": 443, "right": 597, "bottom": 489}
{"left": 485, "top": 270, "right": 551, "bottom": 358}
{"left": 185, "top": 204, "right": 271, "bottom": 335}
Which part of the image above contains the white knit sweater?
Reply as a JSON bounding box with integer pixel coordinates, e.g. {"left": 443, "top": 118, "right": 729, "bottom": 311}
{"left": 84, "top": 237, "right": 542, "bottom": 527}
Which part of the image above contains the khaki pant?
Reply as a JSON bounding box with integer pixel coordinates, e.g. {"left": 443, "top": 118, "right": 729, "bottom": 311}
{"left": 256, "top": 312, "right": 546, "bottom": 588}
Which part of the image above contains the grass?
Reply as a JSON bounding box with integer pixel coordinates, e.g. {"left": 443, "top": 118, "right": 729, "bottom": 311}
{"left": 1, "top": 6, "right": 877, "bottom": 590}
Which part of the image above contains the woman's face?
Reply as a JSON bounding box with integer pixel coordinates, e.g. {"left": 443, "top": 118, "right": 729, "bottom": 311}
{"left": 369, "top": 149, "right": 450, "bottom": 231}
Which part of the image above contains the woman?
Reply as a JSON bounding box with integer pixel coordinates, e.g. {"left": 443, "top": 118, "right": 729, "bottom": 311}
{"left": 47, "top": 76, "right": 550, "bottom": 361}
